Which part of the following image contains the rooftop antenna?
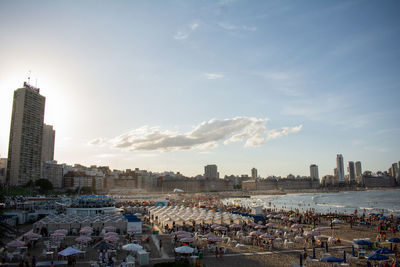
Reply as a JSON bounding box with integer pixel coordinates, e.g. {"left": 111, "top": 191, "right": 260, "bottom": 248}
{"left": 27, "top": 70, "right": 31, "bottom": 84}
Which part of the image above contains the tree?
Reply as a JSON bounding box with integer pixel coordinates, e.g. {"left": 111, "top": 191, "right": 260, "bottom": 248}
{"left": 35, "top": 179, "right": 53, "bottom": 193}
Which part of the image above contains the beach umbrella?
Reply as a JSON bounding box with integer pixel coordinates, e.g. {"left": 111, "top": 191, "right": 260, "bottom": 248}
{"left": 374, "top": 248, "right": 394, "bottom": 254}
{"left": 304, "top": 231, "right": 320, "bottom": 237}
{"left": 207, "top": 236, "right": 223, "bottom": 242}
{"left": 180, "top": 237, "right": 195, "bottom": 243}
{"left": 104, "top": 235, "right": 119, "bottom": 243}
{"left": 58, "top": 247, "right": 83, "bottom": 256}
{"left": 332, "top": 219, "right": 341, "bottom": 223}
{"left": 260, "top": 233, "right": 274, "bottom": 239}
{"left": 104, "top": 232, "right": 118, "bottom": 237}
{"left": 122, "top": 243, "right": 143, "bottom": 252}
{"left": 215, "top": 226, "right": 227, "bottom": 231}
{"left": 51, "top": 232, "right": 65, "bottom": 237}
{"left": 366, "top": 254, "right": 389, "bottom": 261}
{"left": 249, "top": 231, "right": 263, "bottom": 237}
{"left": 388, "top": 237, "right": 400, "bottom": 243}
{"left": 75, "top": 236, "right": 91, "bottom": 243}
{"left": 7, "top": 240, "right": 25, "bottom": 247}
{"left": 23, "top": 232, "right": 41, "bottom": 239}
{"left": 380, "top": 216, "right": 386, "bottom": 220}
{"left": 229, "top": 224, "right": 241, "bottom": 229}
{"left": 174, "top": 246, "right": 194, "bottom": 254}
{"left": 320, "top": 256, "right": 344, "bottom": 263}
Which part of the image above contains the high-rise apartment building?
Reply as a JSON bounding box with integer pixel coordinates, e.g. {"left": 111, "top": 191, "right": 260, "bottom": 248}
{"left": 42, "top": 124, "right": 55, "bottom": 162}
{"left": 204, "top": 164, "right": 219, "bottom": 179}
{"left": 347, "top": 161, "right": 356, "bottom": 181}
{"left": 6, "top": 82, "right": 45, "bottom": 186}
{"left": 336, "top": 154, "right": 345, "bottom": 182}
{"left": 310, "top": 164, "right": 319, "bottom": 179}
{"left": 355, "top": 161, "right": 362, "bottom": 179}
{"left": 251, "top": 168, "right": 258, "bottom": 179}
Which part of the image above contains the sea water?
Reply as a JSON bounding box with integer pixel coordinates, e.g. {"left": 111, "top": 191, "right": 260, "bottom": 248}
{"left": 221, "top": 189, "right": 400, "bottom": 216}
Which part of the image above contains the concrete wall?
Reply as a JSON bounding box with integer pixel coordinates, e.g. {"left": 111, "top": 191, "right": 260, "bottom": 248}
{"left": 243, "top": 178, "right": 320, "bottom": 191}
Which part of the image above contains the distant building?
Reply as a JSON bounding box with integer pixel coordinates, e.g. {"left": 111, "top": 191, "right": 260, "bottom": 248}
{"left": 336, "top": 154, "right": 345, "bottom": 182}
{"left": 41, "top": 161, "right": 63, "bottom": 188}
{"left": 310, "top": 164, "right": 319, "bottom": 180}
{"left": 347, "top": 161, "right": 356, "bottom": 182}
{"left": 0, "top": 157, "right": 7, "bottom": 184}
{"left": 6, "top": 82, "right": 45, "bottom": 186}
{"left": 355, "top": 161, "right": 362, "bottom": 181}
{"left": 251, "top": 168, "right": 258, "bottom": 179}
{"left": 390, "top": 163, "right": 399, "bottom": 183}
{"left": 41, "top": 124, "right": 55, "bottom": 162}
{"left": 204, "top": 164, "right": 219, "bottom": 179}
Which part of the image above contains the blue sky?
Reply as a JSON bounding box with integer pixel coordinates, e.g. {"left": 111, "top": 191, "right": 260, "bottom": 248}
{"left": 0, "top": 0, "right": 399, "bottom": 177}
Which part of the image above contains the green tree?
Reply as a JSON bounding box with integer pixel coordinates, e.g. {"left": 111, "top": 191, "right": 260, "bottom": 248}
{"left": 35, "top": 179, "right": 53, "bottom": 193}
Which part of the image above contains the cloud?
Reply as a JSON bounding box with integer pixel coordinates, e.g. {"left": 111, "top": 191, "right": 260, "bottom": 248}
{"left": 218, "top": 22, "right": 257, "bottom": 32}
{"left": 88, "top": 138, "right": 106, "bottom": 146}
{"left": 204, "top": 73, "right": 224, "bottom": 80}
{"left": 91, "top": 117, "right": 302, "bottom": 152}
{"left": 174, "top": 23, "right": 199, "bottom": 40}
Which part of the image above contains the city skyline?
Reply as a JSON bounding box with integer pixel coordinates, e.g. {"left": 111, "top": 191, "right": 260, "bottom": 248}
{"left": 1, "top": 1, "right": 400, "bottom": 178}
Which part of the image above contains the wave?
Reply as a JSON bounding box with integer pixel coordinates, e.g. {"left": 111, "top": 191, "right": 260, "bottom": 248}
{"left": 316, "top": 203, "right": 346, "bottom": 208}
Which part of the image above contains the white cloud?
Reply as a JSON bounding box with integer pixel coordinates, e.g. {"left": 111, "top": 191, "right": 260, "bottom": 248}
{"left": 88, "top": 137, "right": 106, "bottom": 146}
{"left": 218, "top": 22, "right": 257, "bottom": 32}
{"left": 204, "top": 73, "right": 224, "bottom": 80}
{"left": 91, "top": 117, "right": 302, "bottom": 152}
{"left": 174, "top": 23, "right": 200, "bottom": 40}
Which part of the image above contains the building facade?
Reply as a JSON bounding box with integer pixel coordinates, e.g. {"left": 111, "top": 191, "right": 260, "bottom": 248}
{"left": 41, "top": 124, "right": 55, "bottom": 163}
{"left": 251, "top": 168, "right": 258, "bottom": 179}
{"left": 347, "top": 161, "right": 356, "bottom": 182}
{"left": 310, "top": 164, "right": 319, "bottom": 180}
{"left": 41, "top": 161, "right": 63, "bottom": 188}
{"left": 355, "top": 161, "right": 362, "bottom": 181}
{"left": 336, "top": 154, "right": 345, "bottom": 182}
{"left": 0, "top": 157, "right": 7, "bottom": 184}
{"left": 204, "top": 164, "right": 219, "bottom": 179}
{"left": 6, "top": 83, "right": 45, "bottom": 186}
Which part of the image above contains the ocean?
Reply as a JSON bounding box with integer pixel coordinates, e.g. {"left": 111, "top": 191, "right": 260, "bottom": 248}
{"left": 221, "top": 189, "right": 400, "bottom": 216}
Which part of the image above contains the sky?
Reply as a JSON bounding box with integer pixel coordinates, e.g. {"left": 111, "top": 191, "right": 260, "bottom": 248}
{"left": 1, "top": 0, "right": 399, "bottom": 178}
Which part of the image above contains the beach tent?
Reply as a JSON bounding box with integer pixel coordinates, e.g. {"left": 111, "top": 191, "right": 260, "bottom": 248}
{"left": 373, "top": 248, "right": 394, "bottom": 254}
{"left": 58, "top": 247, "right": 83, "bottom": 256}
{"left": 366, "top": 254, "right": 389, "bottom": 261}
{"left": 354, "top": 240, "right": 372, "bottom": 246}
{"left": 174, "top": 246, "right": 194, "bottom": 254}
{"left": 320, "top": 256, "right": 344, "bottom": 263}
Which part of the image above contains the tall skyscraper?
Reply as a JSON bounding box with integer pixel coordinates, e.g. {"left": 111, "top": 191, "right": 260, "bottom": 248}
{"left": 310, "top": 164, "right": 319, "bottom": 179}
{"left": 42, "top": 124, "right": 55, "bottom": 162}
{"left": 355, "top": 161, "right": 362, "bottom": 179}
{"left": 336, "top": 154, "right": 345, "bottom": 182}
{"left": 6, "top": 82, "right": 45, "bottom": 186}
{"left": 347, "top": 161, "right": 356, "bottom": 181}
{"left": 204, "top": 164, "right": 219, "bottom": 179}
{"left": 251, "top": 168, "right": 257, "bottom": 179}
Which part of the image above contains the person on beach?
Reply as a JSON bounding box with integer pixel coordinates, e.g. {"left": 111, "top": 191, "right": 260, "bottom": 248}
{"left": 215, "top": 246, "right": 218, "bottom": 259}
